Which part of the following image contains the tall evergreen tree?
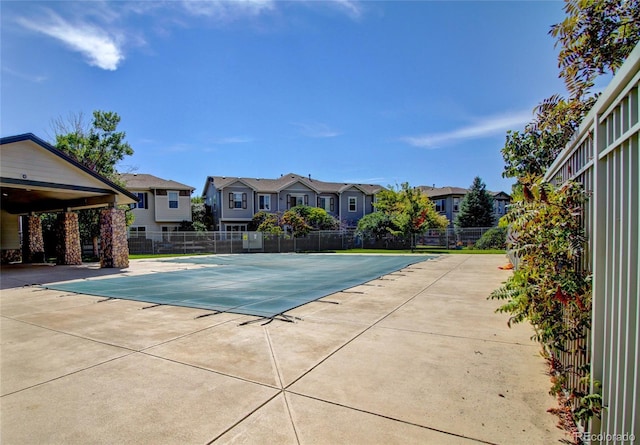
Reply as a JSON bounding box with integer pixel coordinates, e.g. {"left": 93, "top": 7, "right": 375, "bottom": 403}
{"left": 454, "top": 177, "right": 495, "bottom": 228}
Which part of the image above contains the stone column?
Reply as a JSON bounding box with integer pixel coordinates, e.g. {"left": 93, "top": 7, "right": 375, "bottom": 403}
{"left": 100, "top": 208, "right": 129, "bottom": 268}
{"left": 22, "top": 215, "right": 45, "bottom": 263}
{"left": 56, "top": 212, "right": 82, "bottom": 265}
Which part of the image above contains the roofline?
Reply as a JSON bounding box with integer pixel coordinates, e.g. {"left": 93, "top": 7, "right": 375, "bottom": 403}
{"left": 276, "top": 177, "right": 320, "bottom": 193}
{"left": 120, "top": 174, "right": 194, "bottom": 191}
{"left": 214, "top": 177, "right": 259, "bottom": 192}
{"left": 339, "top": 183, "right": 381, "bottom": 193}
{"left": 1, "top": 133, "right": 139, "bottom": 202}
{"left": 204, "top": 174, "right": 384, "bottom": 195}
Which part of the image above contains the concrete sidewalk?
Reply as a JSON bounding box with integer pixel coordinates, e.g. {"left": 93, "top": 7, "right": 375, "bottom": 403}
{"left": 0, "top": 254, "right": 567, "bottom": 444}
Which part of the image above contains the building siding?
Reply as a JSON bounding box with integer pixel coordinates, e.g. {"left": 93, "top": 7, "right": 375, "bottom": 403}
{"left": 2, "top": 140, "right": 116, "bottom": 195}
{"left": 203, "top": 174, "right": 384, "bottom": 230}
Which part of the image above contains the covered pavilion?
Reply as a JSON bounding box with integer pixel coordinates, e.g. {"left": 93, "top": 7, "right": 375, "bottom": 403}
{"left": 0, "top": 133, "right": 138, "bottom": 268}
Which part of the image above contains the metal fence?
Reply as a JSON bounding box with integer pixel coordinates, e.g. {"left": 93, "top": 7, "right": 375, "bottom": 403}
{"left": 544, "top": 43, "right": 639, "bottom": 443}
{"left": 127, "top": 227, "right": 497, "bottom": 255}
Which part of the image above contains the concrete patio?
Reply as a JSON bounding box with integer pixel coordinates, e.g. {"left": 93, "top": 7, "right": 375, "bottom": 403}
{"left": 0, "top": 254, "right": 567, "bottom": 444}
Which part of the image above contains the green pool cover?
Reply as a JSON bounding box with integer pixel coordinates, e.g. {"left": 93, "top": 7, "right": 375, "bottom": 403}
{"left": 44, "top": 254, "right": 435, "bottom": 319}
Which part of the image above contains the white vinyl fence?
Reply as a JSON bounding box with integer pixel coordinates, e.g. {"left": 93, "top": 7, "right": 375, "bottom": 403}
{"left": 545, "top": 43, "right": 639, "bottom": 444}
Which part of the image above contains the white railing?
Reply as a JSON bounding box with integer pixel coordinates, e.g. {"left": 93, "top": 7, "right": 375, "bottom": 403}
{"left": 545, "top": 42, "right": 639, "bottom": 444}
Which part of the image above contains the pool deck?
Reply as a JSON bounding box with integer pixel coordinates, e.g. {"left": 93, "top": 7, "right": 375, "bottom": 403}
{"left": 0, "top": 254, "right": 568, "bottom": 444}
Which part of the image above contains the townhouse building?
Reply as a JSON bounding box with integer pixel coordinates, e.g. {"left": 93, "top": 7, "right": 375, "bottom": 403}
{"left": 418, "top": 185, "right": 511, "bottom": 227}
{"left": 119, "top": 173, "right": 195, "bottom": 238}
{"left": 202, "top": 173, "right": 383, "bottom": 231}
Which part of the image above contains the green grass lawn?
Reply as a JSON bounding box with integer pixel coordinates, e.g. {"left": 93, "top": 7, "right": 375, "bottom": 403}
{"left": 334, "top": 248, "right": 506, "bottom": 255}
{"left": 129, "top": 248, "right": 505, "bottom": 259}
{"left": 129, "top": 253, "right": 211, "bottom": 260}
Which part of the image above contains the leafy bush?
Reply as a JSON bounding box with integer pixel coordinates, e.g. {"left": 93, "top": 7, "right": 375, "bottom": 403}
{"left": 489, "top": 177, "right": 595, "bottom": 420}
{"left": 474, "top": 227, "right": 507, "bottom": 249}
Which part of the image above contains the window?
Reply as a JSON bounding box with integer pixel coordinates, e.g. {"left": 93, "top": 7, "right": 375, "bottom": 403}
{"left": 135, "top": 192, "right": 148, "bottom": 209}
{"left": 453, "top": 197, "right": 460, "bottom": 212}
{"left": 225, "top": 224, "right": 246, "bottom": 232}
{"left": 435, "top": 199, "right": 445, "bottom": 213}
{"left": 258, "top": 194, "right": 271, "bottom": 211}
{"left": 168, "top": 191, "right": 179, "bottom": 209}
{"left": 229, "top": 192, "right": 247, "bottom": 209}
{"left": 129, "top": 226, "right": 146, "bottom": 238}
{"left": 287, "top": 194, "right": 308, "bottom": 209}
{"left": 317, "top": 196, "right": 335, "bottom": 212}
{"left": 348, "top": 197, "right": 357, "bottom": 212}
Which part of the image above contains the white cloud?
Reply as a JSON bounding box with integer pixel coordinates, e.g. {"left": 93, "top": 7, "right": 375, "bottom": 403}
{"left": 400, "top": 111, "right": 532, "bottom": 149}
{"left": 180, "top": 0, "right": 363, "bottom": 21}
{"left": 181, "top": 0, "right": 275, "bottom": 19}
{"left": 211, "top": 136, "right": 254, "bottom": 144}
{"left": 292, "top": 121, "right": 342, "bottom": 138}
{"left": 330, "top": 0, "right": 364, "bottom": 19}
{"left": 17, "top": 13, "right": 124, "bottom": 70}
{"left": 2, "top": 66, "right": 47, "bottom": 83}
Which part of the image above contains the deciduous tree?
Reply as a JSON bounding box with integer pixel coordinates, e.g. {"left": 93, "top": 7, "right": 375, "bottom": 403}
{"left": 249, "top": 211, "right": 283, "bottom": 235}
{"left": 357, "top": 183, "right": 447, "bottom": 240}
{"left": 281, "top": 206, "right": 338, "bottom": 236}
{"left": 47, "top": 110, "right": 135, "bottom": 257}
{"left": 502, "top": 0, "right": 638, "bottom": 180}
{"left": 53, "top": 110, "right": 133, "bottom": 181}
{"left": 551, "top": 0, "right": 640, "bottom": 100}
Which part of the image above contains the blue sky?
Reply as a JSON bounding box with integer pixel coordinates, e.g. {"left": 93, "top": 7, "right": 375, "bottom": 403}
{"left": 1, "top": 0, "right": 570, "bottom": 194}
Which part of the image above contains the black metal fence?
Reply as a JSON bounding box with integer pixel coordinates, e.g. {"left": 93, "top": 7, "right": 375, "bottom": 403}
{"left": 127, "top": 228, "right": 496, "bottom": 255}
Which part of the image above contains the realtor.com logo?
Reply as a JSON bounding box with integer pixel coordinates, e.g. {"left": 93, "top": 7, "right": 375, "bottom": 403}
{"left": 574, "top": 431, "right": 636, "bottom": 443}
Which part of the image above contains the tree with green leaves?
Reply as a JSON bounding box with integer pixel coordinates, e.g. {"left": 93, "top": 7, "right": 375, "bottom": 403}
{"left": 53, "top": 111, "right": 133, "bottom": 182}
{"left": 357, "top": 183, "right": 447, "bottom": 240}
{"left": 551, "top": 0, "right": 640, "bottom": 100}
{"left": 47, "top": 110, "right": 135, "bottom": 257}
{"left": 356, "top": 212, "right": 397, "bottom": 240}
{"left": 495, "top": 0, "right": 639, "bottom": 423}
{"left": 454, "top": 177, "right": 494, "bottom": 228}
{"left": 502, "top": 0, "right": 638, "bottom": 180}
{"left": 281, "top": 206, "right": 338, "bottom": 237}
{"left": 502, "top": 95, "right": 596, "bottom": 179}
{"left": 188, "top": 197, "right": 213, "bottom": 231}
{"left": 249, "top": 211, "right": 283, "bottom": 235}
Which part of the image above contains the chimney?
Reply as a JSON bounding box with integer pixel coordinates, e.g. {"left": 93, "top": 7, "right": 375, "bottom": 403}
{"left": 308, "top": 174, "right": 311, "bottom": 180}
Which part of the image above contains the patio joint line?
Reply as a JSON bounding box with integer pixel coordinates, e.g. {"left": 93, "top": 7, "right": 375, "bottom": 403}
{"left": 264, "top": 328, "right": 301, "bottom": 445}
{"left": 285, "top": 390, "right": 499, "bottom": 445}
{"left": 0, "top": 352, "right": 137, "bottom": 398}
{"left": 137, "top": 315, "right": 249, "bottom": 353}
{"left": 283, "top": 262, "right": 460, "bottom": 391}
{"left": 0, "top": 315, "right": 142, "bottom": 353}
{"left": 373, "top": 325, "right": 538, "bottom": 347}
{"left": 263, "top": 327, "right": 285, "bottom": 389}
{"left": 204, "top": 392, "right": 282, "bottom": 445}
{"left": 138, "top": 351, "right": 281, "bottom": 391}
